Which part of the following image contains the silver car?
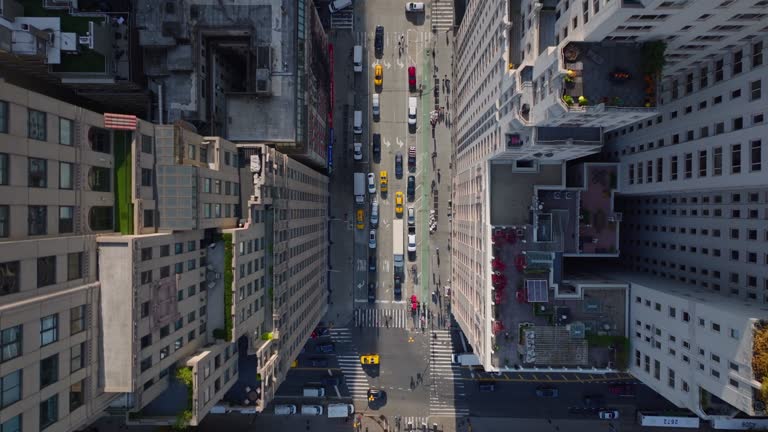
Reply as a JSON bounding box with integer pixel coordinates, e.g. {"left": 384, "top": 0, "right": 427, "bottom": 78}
{"left": 370, "top": 201, "right": 379, "bottom": 227}
{"left": 369, "top": 230, "right": 377, "bottom": 249}
{"left": 407, "top": 207, "right": 415, "bottom": 226}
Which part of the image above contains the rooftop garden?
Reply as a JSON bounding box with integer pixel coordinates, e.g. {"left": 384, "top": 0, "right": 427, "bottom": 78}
{"left": 20, "top": 0, "right": 105, "bottom": 34}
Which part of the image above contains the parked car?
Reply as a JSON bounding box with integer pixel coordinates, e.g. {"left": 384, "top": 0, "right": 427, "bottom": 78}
{"left": 368, "top": 282, "right": 376, "bottom": 303}
{"left": 598, "top": 410, "right": 619, "bottom": 420}
{"left": 309, "top": 357, "right": 329, "bottom": 367}
{"left": 407, "top": 175, "right": 415, "bottom": 201}
{"left": 315, "top": 343, "right": 335, "bottom": 353}
{"left": 353, "top": 142, "right": 362, "bottom": 160}
{"left": 369, "top": 230, "right": 377, "bottom": 249}
{"left": 372, "top": 133, "right": 381, "bottom": 158}
{"left": 408, "top": 146, "right": 416, "bottom": 171}
{"left": 478, "top": 382, "right": 496, "bottom": 392}
{"left": 536, "top": 387, "right": 559, "bottom": 398}
{"left": 407, "top": 206, "right": 415, "bottom": 226}
{"left": 408, "top": 65, "right": 416, "bottom": 89}
{"left": 369, "top": 255, "right": 377, "bottom": 272}
{"left": 368, "top": 172, "right": 376, "bottom": 194}
{"left": 374, "top": 64, "right": 383, "bottom": 86}
{"left": 395, "top": 192, "right": 404, "bottom": 216}
{"left": 370, "top": 200, "right": 379, "bottom": 227}
{"left": 407, "top": 230, "right": 416, "bottom": 256}
{"left": 394, "top": 275, "right": 402, "bottom": 300}
{"left": 395, "top": 153, "right": 403, "bottom": 178}
{"left": 405, "top": 2, "right": 425, "bottom": 12}
{"left": 379, "top": 170, "right": 388, "bottom": 192}
{"left": 372, "top": 94, "right": 380, "bottom": 119}
{"left": 374, "top": 26, "right": 384, "bottom": 58}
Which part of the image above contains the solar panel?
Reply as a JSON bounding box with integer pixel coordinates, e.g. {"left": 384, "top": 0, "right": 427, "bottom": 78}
{"left": 526, "top": 279, "right": 549, "bottom": 303}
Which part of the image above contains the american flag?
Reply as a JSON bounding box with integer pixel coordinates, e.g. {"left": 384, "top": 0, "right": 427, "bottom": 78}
{"left": 103, "top": 113, "right": 138, "bottom": 130}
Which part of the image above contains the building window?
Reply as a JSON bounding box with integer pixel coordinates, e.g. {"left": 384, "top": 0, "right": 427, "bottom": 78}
{"left": 141, "top": 135, "right": 153, "bottom": 154}
{"left": 37, "top": 256, "right": 56, "bottom": 287}
{"left": 0, "top": 206, "right": 8, "bottom": 238}
{"left": 28, "top": 158, "right": 47, "bottom": 188}
{"left": 752, "top": 80, "right": 763, "bottom": 101}
{"left": 684, "top": 153, "right": 692, "bottom": 178}
{"left": 713, "top": 147, "right": 723, "bottom": 176}
{"left": 88, "top": 167, "right": 110, "bottom": 192}
{"left": 753, "top": 41, "right": 764, "bottom": 67}
{"left": 668, "top": 368, "right": 675, "bottom": 388}
{"left": 88, "top": 206, "right": 113, "bottom": 231}
{"left": 39, "top": 394, "right": 58, "bottom": 430}
{"left": 0, "top": 261, "right": 20, "bottom": 296}
{"left": 0, "top": 370, "right": 22, "bottom": 408}
{"left": 141, "top": 168, "right": 152, "bottom": 187}
{"left": 0, "top": 101, "right": 8, "bottom": 133}
{"left": 698, "top": 151, "right": 707, "bottom": 176}
{"left": 200, "top": 147, "right": 208, "bottom": 163}
{"left": 40, "top": 314, "right": 58, "bottom": 346}
{"left": 70, "top": 380, "right": 84, "bottom": 412}
{"left": 70, "top": 342, "right": 85, "bottom": 373}
{"left": 140, "top": 356, "right": 152, "bottom": 372}
{"left": 0, "top": 326, "right": 22, "bottom": 362}
{"left": 70, "top": 305, "right": 86, "bottom": 335}
{"left": 40, "top": 354, "right": 59, "bottom": 388}
{"left": 670, "top": 156, "right": 678, "bottom": 180}
{"left": 28, "top": 109, "right": 47, "bottom": 141}
{"left": 0, "top": 153, "right": 7, "bottom": 185}
{"left": 188, "top": 144, "right": 196, "bottom": 160}
{"left": 732, "top": 144, "right": 742, "bottom": 173}
{"left": 751, "top": 140, "right": 762, "bottom": 172}
{"left": 89, "top": 127, "right": 111, "bottom": 153}
{"left": 1, "top": 415, "right": 21, "bottom": 432}
{"left": 143, "top": 209, "right": 154, "bottom": 228}
{"left": 67, "top": 252, "right": 83, "bottom": 281}
{"left": 59, "top": 162, "right": 73, "bottom": 190}
{"left": 59, "top": 118, "right": 73, "bottom": 145}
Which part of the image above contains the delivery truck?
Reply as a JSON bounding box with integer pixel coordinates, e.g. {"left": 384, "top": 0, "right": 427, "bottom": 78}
{"left": 354, "top": 172, "right": 365, "bottom": 204}
{"left": 393, "top": 219, "right": 404, "bottom": 273}
{"left": 451, "top": 353, "right": 481, "bottom": 366}
{"left": 327, "top": 403, "right": 355, "bottom": 418}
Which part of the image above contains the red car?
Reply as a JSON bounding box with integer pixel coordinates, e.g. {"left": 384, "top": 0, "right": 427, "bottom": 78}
{"left": 408, "top": 66, "right": 416, "bottom": 88}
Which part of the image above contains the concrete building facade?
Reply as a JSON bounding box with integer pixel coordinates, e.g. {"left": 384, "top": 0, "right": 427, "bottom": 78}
{"left": 0, "top": 80, "right": 328, "bottom": 431}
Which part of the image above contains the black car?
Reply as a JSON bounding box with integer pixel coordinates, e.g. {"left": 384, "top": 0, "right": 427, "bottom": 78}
{"left": 478, "top": 382, "right": 496, "bottom": 392}
{"left": 315, "top": 342, "right": 335, "bottom": 353}
{"left": 374, "top": 26, "right": 384, "bottom": 58}
{"left": 394, "top": 275, "right": 402, "bottom": 300}
{"left": 407, "top": 175, "right": 415, "bottom": 201}
{"left": 368, "top": 283, "right": 376, "bottom": 303}
{"left": 372, "top": 133, "right": 381, "bottom": 158}
{"left": 309, "top": 357, "right": 329, "bottom": 367}
{"left": 395, "top": 153, "right": 403, "bottom": 179}
{"left": 321, "top": 375, "right": 344, "bottom": 386}
{"left": 369, "top": 255, "right": 377, "bottom": 272}
{"left": 368, "top": 388, "right": 385, "bottom": 401}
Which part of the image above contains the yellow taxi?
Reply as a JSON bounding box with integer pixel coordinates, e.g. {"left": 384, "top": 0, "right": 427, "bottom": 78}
{"left": 374, "top": 64, "right": 383, "bottom": 86}
{"left": 291, "top": 359, "right": 298, "bottom": 368}
{"left": 360, "top": 354, "right": 380, "bottom": 365}
{"left": 395, "top": 191, "right": 404, "bottom": 216}
{"left": 356, "top": 209, "right": 365, "bottom": 230}
{"left": 379, "top": 170, "right": 388, "bottom": 192}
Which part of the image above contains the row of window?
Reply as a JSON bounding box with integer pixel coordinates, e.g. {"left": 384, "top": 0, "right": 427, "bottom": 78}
{"left": 0, "top": 382, "right": 80, "bottom": 430}
{"left": 0, "top": 254, "right": 83, "bottom": 296}
{"left": 1, "top": 308, "right": 86, "bottom": 365}
{"left": 140, "top": 241, "right": 200, "bottom": 262}
{"left": 626, "top": 224, "right": 768, "bottom": 242}
{"left": 622, "top": 191, "right": 766, "bottom": 207}
{"left": 202, "top": 203, "right": 240, "bottom": 219}
{"left": 0, "top": 153, "right": 113, "bottom": 192}
{"left": 0, "top": 205, "right": 112, "bottom": 239}
{"left": 627, "top": 140, "right": 763, "bottom": 185}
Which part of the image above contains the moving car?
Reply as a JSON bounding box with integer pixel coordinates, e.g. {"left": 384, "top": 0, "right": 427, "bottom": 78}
{"left": 372, "top": 94, "right": 380, "bottom": 119}
{"left": 407, "top": 207, "right": 415, "bottom": 226}
{"left": 360, "top": 354, "right": 380, "bottom": 365}
{"left": 374, "top": 26, "right": 384, "bottom": 58}
{"left": 309, "top": 357, "right": 329, "bottom": 367}
{"left": 407, "top": 230, "right": 416, "bottom": 253}
{"left": 374, "top": 64, "right": 383, "bottom": 86}
{"left": 408, "top": 97, "right": 417, "bottom": 126}
{"left": 379, "top": 170, "right": 388, "bottom": 192}
{"left": 598, "top": 410, "right": 619, "bottom": 420}
{"left": 368, "top": 172, "right": 376, "bottom": 194}
{"left": 368, "top": 255, "right": 377, "bottom": 272}
{"left": 367, "top": 388, "right": 385, "bottom": 401}
{"left": 372, "top": 133, "right": 381, "bottom": 158}
{"left": 315, "top": 342, "right": 335, "bottom": 353}
{"left": 356, "top": 209, "right": 364, "bottom": 230}
{"left": 536, "top": 387, "right": 559, "bottom": 398}
{"left": 329, "top": 0, "right": 352, "bottom": 13}
{"left": 353, "top": 142, "right": 362, "bottom": 160}
{"left": 395, "top": 153, "right": 403, "bottom": 178}
{"left": 394, "top": 275, "right": 402, "bottom": 299}
{"left": 369, "top": 230, "right": 377, "bottom": 249}
{"left": 408, "top": 65, "right": 416, "bottom": 89}
{"left": 407, "top": 175, "right": 415, "bottom": 201}
{"left": 408, "top": 146, "right": 416, "bottom": 171}
{"left": 395, "top": 192, "right": 404, "bottom": 215}
{"left": 368, "top": 282, "right": 376, "bottom": 303}
{"left": 370, "top": 200, "right": 379, "bottom": 227}
{"left": 405, "top": 2, "right": 425, "bottom": 12}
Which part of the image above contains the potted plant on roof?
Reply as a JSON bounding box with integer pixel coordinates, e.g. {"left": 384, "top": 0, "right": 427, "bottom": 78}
{"left": 562, "top": 95, "right": 574, "bottom": 106}
{"left": 578, "top": 95, "right": 588, "bottom": 106}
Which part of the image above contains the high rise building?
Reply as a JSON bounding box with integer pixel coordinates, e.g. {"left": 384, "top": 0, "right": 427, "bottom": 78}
{"left": 451, "top": 0, "right": 768, "bottom": 419}
{"left": 0, "top": 79, "right": 328, "bottom": 431}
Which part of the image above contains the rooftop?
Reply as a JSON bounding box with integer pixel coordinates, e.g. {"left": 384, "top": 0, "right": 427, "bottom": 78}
{"left": 489, "top": 162, "right": 563, "bottom": 226}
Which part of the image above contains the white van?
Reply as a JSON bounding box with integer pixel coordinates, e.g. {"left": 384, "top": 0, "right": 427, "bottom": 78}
{"left": 372, "top": 93, "right": 380, "bottom": 118}
{"left": 328, "top": 403, "right": 355, "bottom": 418}
{"left": 329, "top": 0, "right": 352, "bottom": 13}
{"left": 303, "top": 387, "right": 325, "bottom": 397}
{"left": 301, "top": 405, "right": 324, "bottom": 416}
{"left": 274, "top": 404, "right": 297, "bottom": 415}
{"left": 353, "top": 45, "right": 363, "bottom": 73}
{"left": 353, "top": 110, "right": 363, "bottom": 135}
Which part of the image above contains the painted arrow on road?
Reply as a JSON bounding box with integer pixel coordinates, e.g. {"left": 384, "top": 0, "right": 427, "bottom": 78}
{"left": 383, "top": 136, "right": 392, "bottom": 149}
{"left": 396, "top": 137, "right": 405, "bottom": 149}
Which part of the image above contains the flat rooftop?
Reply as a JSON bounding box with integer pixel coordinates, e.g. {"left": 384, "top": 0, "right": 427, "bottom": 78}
{"left": 490, "top": 162, "right": 563, "bottom": 226}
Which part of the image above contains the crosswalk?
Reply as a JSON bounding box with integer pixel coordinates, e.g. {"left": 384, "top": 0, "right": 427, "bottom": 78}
{"left": 353, "top": 30, "right": 433, "bottom": 49}
{"left": 430, "top": 0, "right": 454, "bottom": 31}
{"left": 399, "top": 417, "right": 430, "bottom": 430}
{"left": 336, "top": 352, "right": 371, "bottom": 400}
{"left": 330, "top": 10, "right": 354, "bottom": 30}
{"left": 353, "top": 307, "right": 411, "bottom": 328}
{"left": 329, "top": 327, "right": 352, "bottom": 344}
{"left": 429, "top": 330, "right": 470, "bottom": 417}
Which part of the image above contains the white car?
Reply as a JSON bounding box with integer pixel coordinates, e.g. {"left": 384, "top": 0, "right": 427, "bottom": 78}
{"left": 408, "top": 97, "right": 417, "bottom": 126}
{"left": 407, "top": 232, "right": 416, "bottom": 252}
{"left": 368, "top": 173, "right": 376, "bottom": 194}
{"left": 598, "top": 410, "right": 619, "bottom": 420}
{"left": 369, "top": 230, "right": 377, "bottom": 249}
{"left": 353, "top": 142, "right": 362, "bottom": 160}
{"left": 405, "top": 2, "right": 425, "bottom": 12}
{"left": 370, "top": 200, "right": 379, "bottom": 227}
{"left": 407, "top": 207, "right": 415, "bottom": 226}
{"left": 329, "top": 0, "right": 352, "bottom": 13}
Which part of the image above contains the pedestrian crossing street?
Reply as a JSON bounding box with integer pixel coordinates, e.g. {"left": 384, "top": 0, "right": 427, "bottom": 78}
{"left": 353, "top": 30, "right": 433, "bottom": 50}
{"left": 353, "top": 307, "right": 411, "bottom": 328}
{"left": 430, "top": 0, "right": 454, "bottom": 31}
{"left": 429, "top": 329, "right": 470, "bottom": 417}
{"left": 400, "top": 417, "right": 430, "bottom": 430}
{"left": 330, "top": 328, "right": 371, "bottom": 400}
{"left": 330, "top": 10, "right": 353, "bottom": 30}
